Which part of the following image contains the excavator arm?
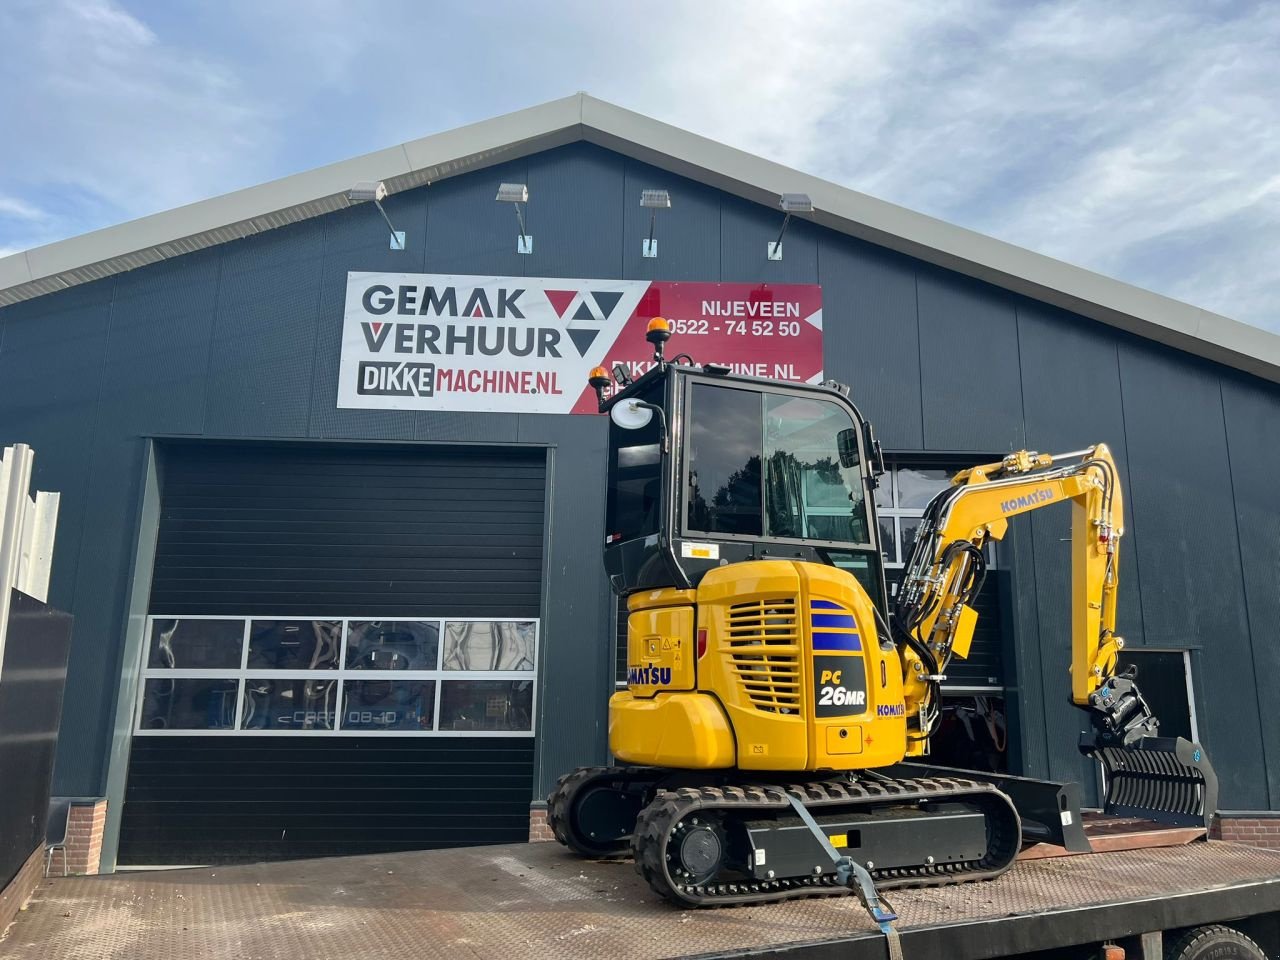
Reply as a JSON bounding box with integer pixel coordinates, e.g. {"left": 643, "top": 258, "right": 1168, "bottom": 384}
{"left": 891, "top": 444, "right": 1217, "bottom": 826}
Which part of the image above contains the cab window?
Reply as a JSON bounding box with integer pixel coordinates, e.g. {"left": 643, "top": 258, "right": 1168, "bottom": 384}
{"left": 686, "top": 385, "right": 763, "bottom": 535}
{"left": 764, "top": 394, "right": 869, "bottom": 544}
{"left": 685, "top": 384, "right": 869, "bottom": 546}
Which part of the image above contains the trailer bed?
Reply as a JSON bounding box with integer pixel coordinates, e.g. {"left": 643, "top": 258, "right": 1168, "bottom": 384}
{"left": 6, "top": 841, "right": 1280, "bottom": 959}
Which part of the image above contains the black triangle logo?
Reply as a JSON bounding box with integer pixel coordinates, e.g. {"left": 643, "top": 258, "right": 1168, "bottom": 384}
{"left": 572, "top": 300, "right": 596, "bottom": 322}
{"left": 567, "top": 328, "right": 600, "bottom": 357}
{"left": 591, "top": 291, "right": 623, "bottom": 318}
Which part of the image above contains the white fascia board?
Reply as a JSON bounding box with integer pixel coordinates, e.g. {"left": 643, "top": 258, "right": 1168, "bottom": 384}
{"left": 0, "top": 250, "right": 33, "bottom": 289}
{"left": 19, "top": 144, "right": 414, "bottom": 281}
{"left": 398, "top": 93, "right": 583, "bottom": 182}
{"left": 579, "top": 94, "right": 1280, "bottom": 380}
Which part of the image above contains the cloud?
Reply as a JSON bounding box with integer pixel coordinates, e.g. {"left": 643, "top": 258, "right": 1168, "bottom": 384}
{"left": 0, "top": 0, "right": 271, "bottom": 249}
{"left": 1, "top": 0, "right": 1276, "bottom": 334}
{"left": 0, "top": 195, "right": 48, "bottom": 222}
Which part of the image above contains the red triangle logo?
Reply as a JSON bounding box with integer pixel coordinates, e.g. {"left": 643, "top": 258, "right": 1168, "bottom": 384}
{"left": 544, "top": 289, "right": 578, "bottom": 318}
{"left": 370, "top": 322, "right": 383, "bottom": 336}
{"left": 471, "top": 303, "right": 485, "bottom": 317}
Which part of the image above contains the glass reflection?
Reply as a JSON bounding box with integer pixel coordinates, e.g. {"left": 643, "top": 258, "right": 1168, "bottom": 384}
{"left": 148, "top": 619, "right": 244, "bottom": 669}
{"left": 438, "top": 679, "right": 533, "bottom": 731}
{"left": 897, "top": 468, "right": 950, "bottom": 509}
{"left": 241, "top": 677, "right": 337, "bottom": 730}
{"left": 247, "top": 620, "right": 341, "bottom": 670}
{"left": 687, "top": 385, "right": 763, "bottom": 536}
{"left": 342, "top": 680, "right": 436, "bottom": 731}
{"left": 140, "top": 678, "right": 238, "bottom": 730}
{"left": 442, "top": 621, "right": 535, "bottom": 671}
{"left": 346, "top": 621, "right": 439, "bottom": 670}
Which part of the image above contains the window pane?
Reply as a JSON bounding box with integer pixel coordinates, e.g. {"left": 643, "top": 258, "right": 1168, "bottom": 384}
{"left": 687, "top": 384, "right": 763, "bottom": 536}
{"left": 241, "top": 678, "right": 337, "bottom": 730}
{"left": 148, "top": 619, "right": 244, "bottom": 669}
{"left": 342, "top": 680, "right": 436, "bottom": 731}
{"left": 247, "top": 619, "right": 341, "bottom": 670}
{"left": 140, "top": 678, "right": 238, "bottom": 730}
{"left": 874, "top": 474, "right": 894, "bottom": 509}
{"left": 438, "top": 679, "right": 533, "bottom": 732}
{"left": 897, "top": 468, "right": 950, "bottom": 509}
{"left": 442, "top": 621, "right": 536, "bottom": 671}
{"left": 763, "top": 394, "right": 868, "bottom": 543}
{"left": 346, "top": 620, "right": 439, "bottom": 670}
{"left": 878, "top": 517, "right": 897, "bottom": 564}
{"left": 605, "top": 380, "right": 665, "bottom": 544}
{"left": 900, "top": 516, "right": 922, "bottom": 563}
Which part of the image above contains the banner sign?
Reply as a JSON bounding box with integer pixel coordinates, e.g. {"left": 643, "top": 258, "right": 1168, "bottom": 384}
{"left": 338, "top": 273, "right": 823, "bottom": 413}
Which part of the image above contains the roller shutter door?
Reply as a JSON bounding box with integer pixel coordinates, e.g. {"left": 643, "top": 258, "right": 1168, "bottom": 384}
{"left": 119, "top": 442, "right": 545, "bottom": 865}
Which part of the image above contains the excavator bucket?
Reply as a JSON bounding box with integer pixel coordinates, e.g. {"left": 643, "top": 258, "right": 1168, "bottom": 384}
{"left": 1082, "top": 735, "right": 1218, "bottom": 828}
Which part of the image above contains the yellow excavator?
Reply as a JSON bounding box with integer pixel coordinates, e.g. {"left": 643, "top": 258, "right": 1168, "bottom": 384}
{"left": 550, "top": 318, "right": 1216, "bottom": 911}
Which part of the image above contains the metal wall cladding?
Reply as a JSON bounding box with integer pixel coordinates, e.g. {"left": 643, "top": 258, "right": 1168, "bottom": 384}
{"left": 2, "top": 138, "right": 1279, "bottom": 809}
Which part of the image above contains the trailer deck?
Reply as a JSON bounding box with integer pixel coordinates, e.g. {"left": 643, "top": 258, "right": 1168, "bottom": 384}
{"left": 5, "top": 841, "right": 1280, "bottom": 960}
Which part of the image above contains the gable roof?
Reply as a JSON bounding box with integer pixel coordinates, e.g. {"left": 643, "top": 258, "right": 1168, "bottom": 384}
{"left": 1, "top": 92, "right": 1276, "bottom": 383}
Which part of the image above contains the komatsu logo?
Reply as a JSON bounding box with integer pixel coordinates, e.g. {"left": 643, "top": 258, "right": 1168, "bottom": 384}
{"left": 628, "top": 666, "right": 672, "bottom": 686}
{"left": 877, "top": 704, "right": 906, "bottom": 717}
{"left": 1000, "top": 489, "right": 1054, "bottom": 513}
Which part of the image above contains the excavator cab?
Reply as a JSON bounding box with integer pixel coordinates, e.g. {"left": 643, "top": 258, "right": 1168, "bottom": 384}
{"left": 601, "top": 360, "right": 889, "bottom": 610}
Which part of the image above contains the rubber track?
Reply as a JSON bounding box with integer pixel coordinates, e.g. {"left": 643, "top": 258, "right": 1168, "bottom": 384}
{"left": 548, "top": 765, "right": 660, "bottom": 858}
{"left": 632, "top": 776, "right": 1021, "bottom": 908}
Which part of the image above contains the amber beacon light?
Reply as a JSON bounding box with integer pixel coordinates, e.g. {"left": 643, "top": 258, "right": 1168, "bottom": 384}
{"left": 588, "top": 365, "right": 611, "bottom": 409}
{"left": 646, "top": 316, "right": 671, "bottom": 361}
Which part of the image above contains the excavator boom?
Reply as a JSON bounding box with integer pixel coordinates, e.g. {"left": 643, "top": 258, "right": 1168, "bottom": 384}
{"left": 894, "top": 444, "right": 1216, "bottom": 825}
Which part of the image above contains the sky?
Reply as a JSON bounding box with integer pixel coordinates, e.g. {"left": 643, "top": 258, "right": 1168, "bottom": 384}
{"left": 0, "top": 0, "right": 1277, "bottom": 332}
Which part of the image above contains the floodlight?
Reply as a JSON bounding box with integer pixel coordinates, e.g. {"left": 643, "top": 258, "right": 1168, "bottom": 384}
{"left": 346, "top": 180, "right": 404, "bottom": 250}
{"left": 640, "top": 189, "right": 671, "bottom": 257}
{"left": 348, "top": 181, "right": 388, "bottom": 203}
{"left": 496, "top": 182, "right": 532, "bottom": 253}
{"left": 779, "top": 193, "right": 813, "bottom": 213}
{"left": 769, "top": 192, "right": 814, "bottom": 260}
{"left": 496, "top": 182, "right": 529, "bottom": 203}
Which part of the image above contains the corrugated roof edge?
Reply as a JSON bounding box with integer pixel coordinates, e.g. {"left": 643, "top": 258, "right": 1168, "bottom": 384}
{"left": 1, "top": 91, "right": 1276, "bottom": 384}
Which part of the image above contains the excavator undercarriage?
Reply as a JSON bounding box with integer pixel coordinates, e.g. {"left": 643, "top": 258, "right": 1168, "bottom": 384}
{"left": 549, "top": 766, "right": 1021, "bottom": 907}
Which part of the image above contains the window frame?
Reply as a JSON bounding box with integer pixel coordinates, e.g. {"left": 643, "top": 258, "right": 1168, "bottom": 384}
{"left": 135, "top": 615, "right": 539, "bottom": 738}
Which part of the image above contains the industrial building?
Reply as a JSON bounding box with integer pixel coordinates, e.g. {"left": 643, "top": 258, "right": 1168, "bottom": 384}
{"left": 1, "top": 93, "right": 1277, "bottom": 872}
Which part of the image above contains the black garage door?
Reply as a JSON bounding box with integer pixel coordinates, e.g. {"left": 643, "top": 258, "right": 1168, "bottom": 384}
{"left": 119, "top": 442, "right": 545, "bottom": 865}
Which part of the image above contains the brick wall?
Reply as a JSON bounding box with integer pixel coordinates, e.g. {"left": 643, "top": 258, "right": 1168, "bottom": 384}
{"left": 0, "top": 845, "right": 46, "bottom": 938}
{"left": 529, "top": 805, "right": 555, "bottom": 843}
{"left": 55, "top": 800, "right": 107, "bottom": 876}
{"left": 1211, "top": 815, "right": 1280, "bottom": 850}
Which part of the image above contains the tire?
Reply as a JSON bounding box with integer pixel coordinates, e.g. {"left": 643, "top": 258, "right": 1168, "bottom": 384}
{"left": 1165, "top": 924, "right": 1266, "bottom": 960}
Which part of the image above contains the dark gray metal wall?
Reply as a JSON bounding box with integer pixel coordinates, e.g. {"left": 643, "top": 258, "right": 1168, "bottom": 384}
{"left": 1, "top": 140, "right": 1277, "bottom": 812}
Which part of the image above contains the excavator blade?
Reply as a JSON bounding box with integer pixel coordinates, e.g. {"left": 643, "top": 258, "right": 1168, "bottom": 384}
{"left": 1081, "top": 735, "right": 1218, "bottom": 828}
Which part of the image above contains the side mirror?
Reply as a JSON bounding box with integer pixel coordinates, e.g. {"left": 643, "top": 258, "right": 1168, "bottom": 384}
{"left": 837, "top": 428, "right": 860, "bottom": 469}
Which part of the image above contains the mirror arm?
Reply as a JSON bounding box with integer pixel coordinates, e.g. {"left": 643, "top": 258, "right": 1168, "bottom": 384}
{"left": 635, "top": 401, "right": 669, "bottom": 454}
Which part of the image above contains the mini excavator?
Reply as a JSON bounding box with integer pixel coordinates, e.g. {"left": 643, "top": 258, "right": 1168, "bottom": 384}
{"left": 550, "top": 317, "right": 1217, "bottom": 910}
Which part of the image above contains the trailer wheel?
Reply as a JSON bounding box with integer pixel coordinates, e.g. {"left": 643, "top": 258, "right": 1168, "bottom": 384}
{"left": 1165, "top": 924, "right": 1266, "bottom": 960}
